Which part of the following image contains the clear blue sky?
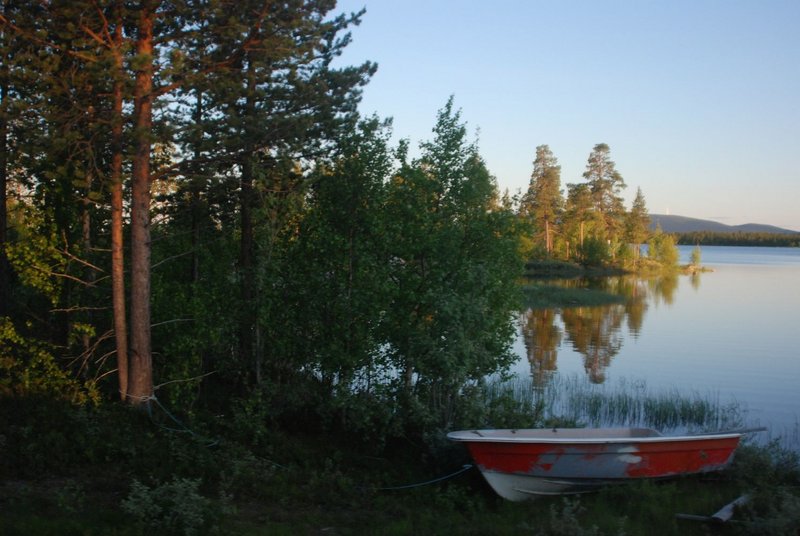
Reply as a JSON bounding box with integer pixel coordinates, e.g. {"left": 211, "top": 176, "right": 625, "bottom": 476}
{"left": 333, "top": 0, "right": 800, "bottom": 231}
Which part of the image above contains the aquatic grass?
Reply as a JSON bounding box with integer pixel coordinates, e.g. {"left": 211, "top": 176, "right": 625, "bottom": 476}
{"left": 521, "top": 283, "right": 625, "bottom": 309}
{"left": 483, "top": 374, "right": 747, "bottom": 433}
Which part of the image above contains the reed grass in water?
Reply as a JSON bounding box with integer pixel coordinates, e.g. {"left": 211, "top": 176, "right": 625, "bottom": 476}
{"left": 485, "top": 374, "right": 746, "bottom": 432}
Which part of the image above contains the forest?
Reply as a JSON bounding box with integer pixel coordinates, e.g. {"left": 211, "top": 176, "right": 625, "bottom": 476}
{"left": 674, "top": 231, "right": 800, "bottom": 248}
{"left": 0, "top": 0, "right": 666, "bottom": 424}
{"left": 11, "top": 3, "right": 798, "bottom": 534}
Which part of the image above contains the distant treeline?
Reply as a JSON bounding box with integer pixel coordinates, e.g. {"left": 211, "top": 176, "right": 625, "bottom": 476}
{"left": 674, "top": 231, "right": 800, "bottom": 247}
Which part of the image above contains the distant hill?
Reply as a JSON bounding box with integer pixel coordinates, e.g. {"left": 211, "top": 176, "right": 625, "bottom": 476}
{"left": 649, "top": 214, "right": 798, "bottom": 234}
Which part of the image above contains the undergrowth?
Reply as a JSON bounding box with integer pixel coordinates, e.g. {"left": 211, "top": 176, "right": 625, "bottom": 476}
{"left": 1, "top": 393, "right": 798, "bottom": 535}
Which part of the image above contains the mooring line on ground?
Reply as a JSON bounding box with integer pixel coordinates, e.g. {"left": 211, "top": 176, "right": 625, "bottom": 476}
{"left": 376, "top": 464, "right": 474, "bottom": 491}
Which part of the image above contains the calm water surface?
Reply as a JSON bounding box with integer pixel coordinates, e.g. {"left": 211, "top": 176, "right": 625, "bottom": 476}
{"left": 512, "top": 245, "right": 800, "bottom": 435}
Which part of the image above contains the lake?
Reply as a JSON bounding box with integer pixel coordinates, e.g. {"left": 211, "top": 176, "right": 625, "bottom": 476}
{"left": 512, "top": 245, "right": 800, "bottom": 441}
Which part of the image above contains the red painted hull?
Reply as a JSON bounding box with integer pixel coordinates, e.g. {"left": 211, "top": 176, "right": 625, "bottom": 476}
{"left": 448, "top": 428, "right": 742, "bottom": 500}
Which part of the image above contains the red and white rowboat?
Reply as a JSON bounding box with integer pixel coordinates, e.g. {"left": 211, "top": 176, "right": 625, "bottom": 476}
{"left": 448, "top": 427, "right": 759, "bottom": 501}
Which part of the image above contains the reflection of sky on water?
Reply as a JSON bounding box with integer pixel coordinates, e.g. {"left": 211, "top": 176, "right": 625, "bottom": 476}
{"left": 512, "top": 246, "right": 800, "bottom": 434}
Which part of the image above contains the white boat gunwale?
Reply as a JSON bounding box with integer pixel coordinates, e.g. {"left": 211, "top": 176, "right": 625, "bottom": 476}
{"left": 446, "top": 427, "right": 750, "bottom": 445}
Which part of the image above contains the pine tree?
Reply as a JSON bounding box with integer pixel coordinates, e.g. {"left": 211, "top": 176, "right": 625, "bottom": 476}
{"left": 625, "top": 187, "right": 650, "bottom": 260}
{"left": 582, "top": 143, "right": 626, "bottom": 239}
{"left": 195, "top": 1, "right": 375, "bottom": 384}
{"left": 520, "top": 145, "right": 563, "bottom": 255}
{"left": 563, "top": 182, "right": 600, "bottom": 258}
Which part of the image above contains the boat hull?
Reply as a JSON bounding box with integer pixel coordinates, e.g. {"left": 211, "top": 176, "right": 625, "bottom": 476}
{"left": 448, "top": 428, "right": 742, "bottom": 501}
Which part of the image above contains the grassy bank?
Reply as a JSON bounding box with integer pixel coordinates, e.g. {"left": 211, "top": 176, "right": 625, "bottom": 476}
{"left": 2, "top": 272, "right": 796, "bottom": 535}
{"left": 522, "top": 282, "right": 625, "bottom": 309}
{"left": 524, "top": 258, "right": 711, "bottom": 281}
{"left": 524, "top": 260, "right": 629, "bottom": 279}
{"left": 2, "top": 389, "right": 799, "bottom": 535}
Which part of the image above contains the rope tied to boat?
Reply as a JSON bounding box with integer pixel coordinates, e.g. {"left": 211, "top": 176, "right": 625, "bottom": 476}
{"left": 376, "top": 464, "right": 474, "bottom": 491}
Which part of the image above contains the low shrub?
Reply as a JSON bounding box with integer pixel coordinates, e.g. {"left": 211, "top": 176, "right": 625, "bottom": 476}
{"left": 121, "top": 477, "right": 230, "bottom": 536}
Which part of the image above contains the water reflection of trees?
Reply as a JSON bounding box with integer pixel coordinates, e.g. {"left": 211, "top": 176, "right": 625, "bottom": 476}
{"left": 521, "top": 275, "right": 680, "bottom": 385}
{"left": 647, "top": 273, "right": 679, "bottom": 305}
{"left": 521, "top": 308, "right": 561, "bottom": 385}
{"left": 562, "top": 305, "right": 625, "bottom": 383}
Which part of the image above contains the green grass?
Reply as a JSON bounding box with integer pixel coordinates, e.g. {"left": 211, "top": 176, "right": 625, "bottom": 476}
{"left": 524, "top": 260, "right": 629, "bottom": 279}
{"left": 522, "top": 282, "right": 625, "bottom": 309}
{"left": 1, "top": 391, "right": 798, "bottom": 535}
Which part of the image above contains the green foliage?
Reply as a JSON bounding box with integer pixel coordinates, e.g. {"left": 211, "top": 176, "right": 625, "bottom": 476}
{"left": 582, "top": 143, "right": 627, "bottom": 240}
{"left": 578, "top": 236, "right": 613, "bottom": 267}
{"left": 149, "top": 221, "right": 240, "bottom": 409}
{"left": 522, "top": 282, "right": 624, "bottom": 309}
{"left": 121, "top": 477, "right": 227, "bottom": 536}
{"left": 519, "top": 146, "right": 655, "bottom": 272}
{"left": 625, "top": 187, "right": 650, "bottom": 257}
{"left": 689, "top": 245, "right": 702, "bottom": 266}
{"left": 615, "top": 241, "right": 636, "bottom": 269}
{"left": 520, "top": 144, "right": 563, "bottom": 255}
{"left": 55, "top": 479, "right": 87, "bottom": 514}
{"left": 286, "top": 117, "right": 393, "bottom": 399}
{"left": 380, "top": 98, "right": 523, "bottom": 433}
{"left": 738, "top": 489, "right": 800, "bottom": 535}
{"left": 544, "top": 497, "right": 604, "bottom": 536}
{"left": 732, "top": 439, "right": 800, "bottom": 490}
{"left": 730, "top": 441, "right": 800, "bottom": 534}
{"left": 562, "top": 182, "right": 605, "bottom": 262}
{"left": 3, "top": 205, "right": 65, "bottom": 306}
{"left": 0, "top": 396, "right": 221, "bottom": 484}
{"left": 480, "top": 381, "right": 546, "bottom": 429}
{"left": 647, "top": 226, "right": 680, "bottom": 268}
{"left": 1, "top": 395, "right": 798, "bottom": 536}
{"left": 217, "top": 447, "right": 282, "bottom": 501}
{"left": 0, "top": 0, "right": 532, "bottom": 464}
{"left": 262, "top": 101, "right": 525, "bottom": 440}
{"left": 0, "top": 318, "right": 96, "bottom": 403}
{"left": 0, "top": 397, "right": 105, "bottom": 477}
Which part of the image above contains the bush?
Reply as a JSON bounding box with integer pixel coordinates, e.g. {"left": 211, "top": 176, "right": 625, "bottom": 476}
{"left": 690, "top": 245, "right": 702, "bottom": 266}
{"left": 647, "top": 228, "right": 679, "bottom": 268}
{"left": 121, "top": 477, "right": 228, "bottom": 536}
{"left": 731, "top": 440, "right": 800, "bottom": 534}
{"left": 578, "top": 237, "right": 612, "bottom": 267}
{"left": 738, "top": 489, "right": 800, "bottom": 535}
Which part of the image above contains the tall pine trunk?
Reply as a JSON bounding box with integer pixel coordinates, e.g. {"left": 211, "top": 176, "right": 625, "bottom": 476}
{"left": 545, "top": 219, "right": 552, "bottom": 254}
{"left": 110, "top": 3, "right": 128, "bottom": 400}
{"left": 127, "top": 0, "right": 156, "bottom": 405}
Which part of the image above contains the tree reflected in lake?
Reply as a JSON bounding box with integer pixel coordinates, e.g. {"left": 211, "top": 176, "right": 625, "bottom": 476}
{"left": 520, "top": 308, "right": 561, "bottom": 385}
{"left": 521, "top": 275, "right": 679, "bottom": 385}
{"left": 647, "top": 273, "right": 679, "bottom": 305}
{"left": 562, "top": 305, "right": 624, "bottom": 383}
{"left": 690, "top": 272, "right": 702, "bottom": 290}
